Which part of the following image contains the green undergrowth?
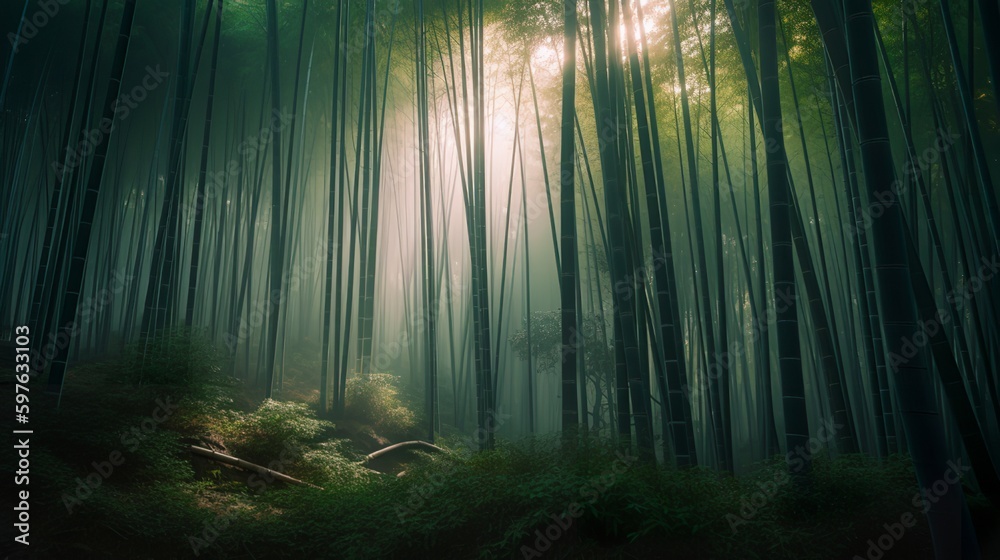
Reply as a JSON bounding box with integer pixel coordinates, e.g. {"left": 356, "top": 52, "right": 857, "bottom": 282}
{"left": 17, "top": 340, "right": 988, "bottom": 559}
{"left": 342, "top": 373, "right": 418, "bottom": 440}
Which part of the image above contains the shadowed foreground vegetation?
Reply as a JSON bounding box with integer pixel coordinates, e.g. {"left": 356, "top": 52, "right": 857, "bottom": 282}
{"left": 4, "top": 0, "right": 1000, "bottom": 557}
{"left": 14, "top": 340, "right": 997, "bottom": 559}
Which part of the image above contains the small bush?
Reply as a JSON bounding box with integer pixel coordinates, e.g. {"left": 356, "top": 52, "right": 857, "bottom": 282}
{"left": 344, "top": 373, "right": 416, "bottom": 439}
{"left": 296, "top": 439, "right": 377, "bottom": 486}
{"left": 216, "top": 399, "right": 333, "bottom": 464}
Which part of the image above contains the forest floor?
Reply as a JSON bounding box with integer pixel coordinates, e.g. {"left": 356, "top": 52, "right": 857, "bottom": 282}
{"left": 4, "top": 349, "right": 999, "bottom": 560}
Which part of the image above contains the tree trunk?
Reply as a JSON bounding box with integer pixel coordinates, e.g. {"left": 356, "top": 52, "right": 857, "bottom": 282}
{"left": 759, "top": 0, "right": 809, "bottom": 477}
{"left": 844, "top": 1, "right": 979, "bottom": 556}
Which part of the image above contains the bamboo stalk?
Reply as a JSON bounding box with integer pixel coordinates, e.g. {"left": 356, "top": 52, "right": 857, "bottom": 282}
{"left": 365, "top": 440, "right": 446, "bottom": 462}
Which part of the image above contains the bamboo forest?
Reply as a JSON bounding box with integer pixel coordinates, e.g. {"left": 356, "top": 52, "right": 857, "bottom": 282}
{"left": 2, "top": 0, "right": 1000, "bottom": 558}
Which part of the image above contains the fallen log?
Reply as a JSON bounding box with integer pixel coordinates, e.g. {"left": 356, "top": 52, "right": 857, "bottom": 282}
{"left": 364, "top": 440, "right": 447, "bottom": 463}
{"left": 187, "top": 445, "right": 323, "bottom": 490}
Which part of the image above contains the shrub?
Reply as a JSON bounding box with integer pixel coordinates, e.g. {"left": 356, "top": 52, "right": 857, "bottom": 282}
{"left": 216, "top": 399, "right": 333, "bottom": 464}
{"left": 296, "top": 439, "right": 378, "bottom": 486}
{"left": 343, "top": 373, "right": 416, "bottom": 439}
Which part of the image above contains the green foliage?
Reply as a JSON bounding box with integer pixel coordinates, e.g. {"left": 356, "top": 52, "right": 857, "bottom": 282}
{"left": 128, "top": 429, "right": 196, "bottom": 485}
{"left": 509, "top": 310, "right": 613, "bottom": 375}
{"left": 343, "top": 373, "right": 417, "bottom": 439}
{"left": 28, "top": 386, "right": 956, "bottom": 560}
{"left": 120, "top": 327, "right": 225, "bottom": 394}
{"left": 215, "top": 399, "right": 333, "bottom": 464}
{"left": 84, "top": 481, "right": 227, "bottom": 545}
{"left": 219, "top": 440, "right": 939, "bottom": 559}
{"left": 170, "top": 378, "right": 243, "bottom": 435}
{"left": 24, "top": 354, "right": 946, "bottom": 560}
{"left": 509, "top": 312, "right": 616, "bottom": 434}
{"left": 296, "top": 439, "right": 379, "bottom": 486}
{"left": 496, "top": 0, "right": 561, "bottom": 46}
